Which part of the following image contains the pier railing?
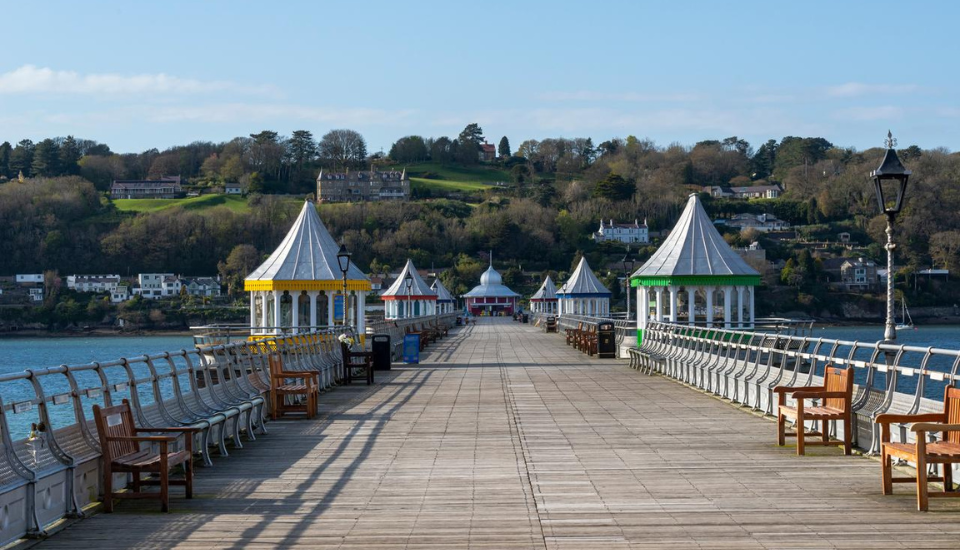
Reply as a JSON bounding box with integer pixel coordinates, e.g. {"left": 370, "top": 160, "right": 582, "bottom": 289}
{"left": 0, "top": 328, "right": 348, "bottom": 546}
{"left": 628, "top": 321, "right": 960, "bottom": 456}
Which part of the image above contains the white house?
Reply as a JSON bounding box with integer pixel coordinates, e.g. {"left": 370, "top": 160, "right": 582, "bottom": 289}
{"left": 67, "top": 274, "right": 121, "bottom": 293}
{"left": 111, "top": 285, "right": 131, "bottom": 303}
{"left": 722, "top": 213, "right": 790, "bottom": 233}
{"left": 593, "top": 219, "right": 649, "bottom": 244}
{"left": 225, "top": 182, "right": 243, "bottom": 195}
{"left": 135, "top": 273, "right": 181, "bottom": 299}
{"left": 15, "top": 274, "right": 43, "bottom": 284}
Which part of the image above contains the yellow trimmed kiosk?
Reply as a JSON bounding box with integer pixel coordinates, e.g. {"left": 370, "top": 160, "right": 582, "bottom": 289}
{"left": 244, "top": 201, "right": 372, "bottom": 336}
{"left": 630, "top": 193, "right": 760, "bottom": 343}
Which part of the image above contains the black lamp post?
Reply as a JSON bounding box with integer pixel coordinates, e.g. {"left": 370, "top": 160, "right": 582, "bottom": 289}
{"left": 337, "top": 243, "right": 351, "bottom": 327}
{"left": 871, "top": 130, "right": 911, "bottom": 343}
{"left": 404, "top": 273, "right": 413, "bottom": 319}
{"left": 622, "top": 252, "right": 636, "bottom": 320}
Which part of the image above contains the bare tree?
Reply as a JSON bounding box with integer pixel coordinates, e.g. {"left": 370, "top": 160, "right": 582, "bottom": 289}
{"left": 319, "top": 129, "right": 367, "bottom": 169}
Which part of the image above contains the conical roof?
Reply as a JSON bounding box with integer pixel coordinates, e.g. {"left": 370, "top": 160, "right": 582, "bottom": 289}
{"left": 245, "top": 201, "right": 370, "bottom": 291}
{"left": 557, "top": 258, "right": 610, "bottom": 296}
{"left": 381, "top": 259, "right": 437, "bottom": 298}
{"left": 431, "top": 278, "right": 455, "bottom": 303}
{"left": 632, "top": 194, "right": 759, "bottom": 278}
{"left": 530, "top": 276, "right": 558, "bottom": 301}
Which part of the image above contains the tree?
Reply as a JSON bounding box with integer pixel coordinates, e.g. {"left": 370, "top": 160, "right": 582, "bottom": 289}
{"left": 58, "top": 136, "right": 81, "bottom": 175}
{"left": 498, "top": 136, "right": 511, "bottom": 158}
{"left": 929, "top": 230, "right": 960, "bottom": 273}
{"left": 430, "top": 136, "right": 454, "bottom": 164}
{"left": 9, "top": 139, "right": 35, "bottom": 177}
{"left": 592, "top": 173, "right": 634, "bottom": 201}
{"left": 389, "top": 135, "right": 429, "bottom": 163}
{"left": 319, "top": 129, "right": 367, "bottom": 169}
{"left": 31, "top": 138, "right": 61, "bottom": 177}
{"left": 752, "top": 139, "right": 778, "bottom": 179}
{"left": 456, "top": 123, "right": 484, "bottom": 164}
{"left": 288, "top": 130, "right": 316, "bottom": 174}
{"left": 0, "top": 141, "right": 11, "bottom": 178}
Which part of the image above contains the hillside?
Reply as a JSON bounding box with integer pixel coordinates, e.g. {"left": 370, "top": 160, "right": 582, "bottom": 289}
{"left": 385, "top": 162, "right": 511, "bottom": 195}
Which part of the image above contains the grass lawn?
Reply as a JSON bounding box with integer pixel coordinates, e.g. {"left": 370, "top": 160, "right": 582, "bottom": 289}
{"left": 386, "top": 161, "right": 511, "bottom": 186}
{"left": 113, "top": 194, "right": 253, "bottom": 213}
{"left": 410, "top": 177, "right": 493, "bottom": 193}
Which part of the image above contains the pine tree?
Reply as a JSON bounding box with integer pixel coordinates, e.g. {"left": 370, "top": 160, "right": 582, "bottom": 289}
{"left": 498, "top": 136, "right": 511, "bottom": 158}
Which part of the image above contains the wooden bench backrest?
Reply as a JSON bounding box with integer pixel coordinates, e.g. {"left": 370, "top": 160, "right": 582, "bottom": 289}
{"left": 93, "top": 399, "right": 138, "bottom": 459}
{"left": 824, "top": 366, "right": 853, "bottom": 411}
{"left": 268, "top": 354, "right": 283, "bottom": 373}
{"left": 945, "top": 386, "right": 960, "bottom": 444}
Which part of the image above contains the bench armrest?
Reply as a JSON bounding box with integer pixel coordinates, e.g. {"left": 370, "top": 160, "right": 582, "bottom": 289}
{"left": 773, "top": 385, "right": 823, "bottom": 394}
{"left": 875, "top": 413, "right": 945, "bottom": 425}
{"left": 273, "top": 371, "right": 318, "bottom": 380}
{"left": 133, "top": 427, "right": 202, "bottom": 434}
{"left": 911, "top": 423, "right": 960, "bottom": 433}
{"left": 106, "top": 435, "right": 177, "bottom": 443}
{"left": 791, "top": 390, "right": 848, "bottom": 400}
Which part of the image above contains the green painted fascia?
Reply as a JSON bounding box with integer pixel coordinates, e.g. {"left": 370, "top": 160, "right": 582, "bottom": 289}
{"left": 630, "top": 274, "right": 760, "bottom": 287}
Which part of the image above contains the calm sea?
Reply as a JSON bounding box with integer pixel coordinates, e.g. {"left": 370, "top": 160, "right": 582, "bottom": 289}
{"left": 0, "top": 336, "right": 195, "bottom": 375}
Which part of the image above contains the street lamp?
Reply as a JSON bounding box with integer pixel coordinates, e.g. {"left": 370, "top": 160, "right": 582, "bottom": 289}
{"left": 622, "top": 252, "right": 636, "bottom": 320}
{"left": 337, "top": 242, "right": 351, "bottom": 328}
{"left": 404, "top": 273, "right": 413, "bottom": 319}
{"left": 871, "top": 130, "right": 911, "bottom": 343}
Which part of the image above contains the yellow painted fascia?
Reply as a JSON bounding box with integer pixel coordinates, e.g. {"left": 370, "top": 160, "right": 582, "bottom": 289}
{"left": 244, "top": 279, "right": 372, "bottom": 292}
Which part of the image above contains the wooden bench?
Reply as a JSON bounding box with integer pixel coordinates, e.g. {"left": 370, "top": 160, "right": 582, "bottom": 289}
{"left": 93, "top": 399, "right": 197, "bottom": 513}
{"left": 775, "top": 365, "right": 853, "bottom": 455}
{"left": 876, "top": 386, "right": 960, "bottom": 511}
{"left": 576, "top": 325, "right": 598, "bottom": 356}
{"left": 565, "top": 322, "right": 583, "bottom": 346}
{"left": 341, "top": 342, "right": 374, "bottom": 385}
{"left": 269, "top": 354, "right": 319, "bottom": 419}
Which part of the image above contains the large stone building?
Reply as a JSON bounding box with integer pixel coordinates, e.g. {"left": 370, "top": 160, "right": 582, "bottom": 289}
{"left": 110, "top": 176, "right": 183, "bottom": 199}
{"left": 593, "top": 219, "right": 649, "bottom": 244}
{"left": 316, "top": 169, "right": 410, "bottom": 202}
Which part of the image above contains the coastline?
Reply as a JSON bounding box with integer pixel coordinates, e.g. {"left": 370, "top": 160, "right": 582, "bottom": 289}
{"left": 0, "top": 328, "right": 196, "bottom": 339}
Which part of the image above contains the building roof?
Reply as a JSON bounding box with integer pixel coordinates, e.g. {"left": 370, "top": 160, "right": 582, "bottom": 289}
{"left": 381, "top": 259, "right": 437, "bottom": 299}
{"left": 462, "top": 259, "right": 520, "bottom": 299}
{"left": 245, "top": 201, "right": 370, "bottom": 291}
{"left": 530, "top": 276, "right": 558, "bottom": 301}
{"left": 632, "top": 194, "right": 760, "bottom": 278}
{"left": 431, "top": 278, "right": 455, "bottom": 303}
{"left": 557, "top": 258, "right": 610, "bottom": 296}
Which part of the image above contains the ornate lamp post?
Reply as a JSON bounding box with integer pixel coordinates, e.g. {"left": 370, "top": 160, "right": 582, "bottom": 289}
{"left": 622, "top": 253, "right": 635, "bottom": 320}
{"left": 871, "top": 130, "right": 911, "bottom": 343}
{"left": 337, "top": 243, "right": 351, "bottom": 328}
{"left": 404, "top": 273, "right": 413, "bottom": 319}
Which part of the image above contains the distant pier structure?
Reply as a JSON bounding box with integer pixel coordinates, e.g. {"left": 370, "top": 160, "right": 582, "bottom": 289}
{"left": 631, "top": 193, "right": 760, "bottom": 341}
{"left": 244, "top": 201, "right": 371, "bottom": 335}
{"left": 557, "top": 258, "right": 610, "bottom": 317}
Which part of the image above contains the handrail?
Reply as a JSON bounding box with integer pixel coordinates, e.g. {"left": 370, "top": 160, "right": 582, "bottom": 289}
{"left": 626, "top": 321, "right": 960, "bottom": 456}
{"left": 0, "top": 328, "right": 350, "bottom": 546}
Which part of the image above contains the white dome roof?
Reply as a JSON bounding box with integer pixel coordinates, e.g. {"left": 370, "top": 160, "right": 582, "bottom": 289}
{"left": 480, "top": 265, "right": 502, "bottom": 286}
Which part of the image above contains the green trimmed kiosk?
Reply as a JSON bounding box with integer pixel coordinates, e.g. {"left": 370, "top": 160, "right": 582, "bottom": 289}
{"left": 630, "top": 193, "right": 760, "bottom": 344}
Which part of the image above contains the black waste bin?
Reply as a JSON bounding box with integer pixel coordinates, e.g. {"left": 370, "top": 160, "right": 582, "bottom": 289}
{"left": 456, "top": 316, "right": 462, "bottom": 326}
{"left": 372, "top": 334, "right": 392, "bottom": 371}
{"left": 522, "top": 314, "right": 529, "bottom": 324}
{"left": 597, "top": 321, "right": 616, "bottom": 358}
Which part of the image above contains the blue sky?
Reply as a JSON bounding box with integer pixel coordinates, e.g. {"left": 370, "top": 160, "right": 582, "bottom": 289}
{"left": 2, "top": 1, "right": 958, "bottom": 154}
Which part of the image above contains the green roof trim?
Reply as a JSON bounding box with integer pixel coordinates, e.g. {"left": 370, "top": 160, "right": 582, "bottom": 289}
{"left": 630, "top": 274, "right": 761, "bottom": 287}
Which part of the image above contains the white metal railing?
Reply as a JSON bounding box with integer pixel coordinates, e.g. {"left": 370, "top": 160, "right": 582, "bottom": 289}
{"left": 627, "top": 322, "right": 960, "bottom": 457}
{"left": 0, "top": 329, "right": 348, "bottom": 546}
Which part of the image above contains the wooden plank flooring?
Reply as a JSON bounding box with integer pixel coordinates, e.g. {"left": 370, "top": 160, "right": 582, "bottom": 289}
{"left": 36, "top": 319, "right": 960, "bottom": 549}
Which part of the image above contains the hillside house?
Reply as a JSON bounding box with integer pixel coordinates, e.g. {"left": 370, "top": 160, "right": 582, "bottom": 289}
{"left": 111, "top": 285, "right": 131, "bottom": 303}
{"left": 703, "top": 184, "right": 782, "bottom": 199}
{"left": 722, "top": 213, "right": 790, "bottom": 232}
{"left": 66, "top": 274, "right": 121, "bottom": 293}
{"left": 316, "top": 169, "right": 409, "bottom": 202}
{"left": 135, "top": 273, "right": 181, "bottom": 299}
{"left": 180, "top": 277, "right": 221, "bottom": 297}
{"left": 479, "top": 142, "right": 497, "bottom": 162}
{"left": 110, "top": 176, "right": 183, "bottom": 199}
{"left": 224, "top": 182, "right": 243, "bottom": 195}
{"left": 593, "top": 219, "right": 649, "bottom": 244}
{"left": 822, "top": 257, "right": 879, "bottom": 291}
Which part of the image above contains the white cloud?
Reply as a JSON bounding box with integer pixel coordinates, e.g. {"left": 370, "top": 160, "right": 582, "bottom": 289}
{"left": 538, "top": 90, "right": 701, "bottom": 102}
{"left": 825, "top": 83, "right": 920, "bottom": 98}
{"left": 833, "top": 105, "right": 903, "bottom": 121}
{"left": 0, "top": 65, "right": 278, "bottom": 96}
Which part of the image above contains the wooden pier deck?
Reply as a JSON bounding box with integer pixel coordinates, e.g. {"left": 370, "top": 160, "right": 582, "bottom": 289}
{"left": 37, "top": 318, "right": 960, "bottom": 549}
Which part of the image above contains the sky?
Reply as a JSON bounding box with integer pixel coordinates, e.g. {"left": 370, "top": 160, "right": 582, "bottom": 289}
{"left": 3, "top": 1, "right": 959, "bottom": 154}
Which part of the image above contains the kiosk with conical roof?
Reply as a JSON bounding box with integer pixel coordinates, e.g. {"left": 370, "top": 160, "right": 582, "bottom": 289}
{"left": 382, "top": 259, "right": 437, "bottom": 320}
{"left": 245, "top": 201, "right": 371, "bottom": 335}
{"left": 630, "top": 193, "right": 760, "bottom": 341}
{"left": 530, "top": 276, "right": 558, "bottom": 315}
{"left": 462, "top": 255, "right": 520, "bottom": 315}
{"left": 556, "top": 257, "right": 611, "bottom": 317}
{"left": 431, "top": 278, "right": 456, "bottom": 314}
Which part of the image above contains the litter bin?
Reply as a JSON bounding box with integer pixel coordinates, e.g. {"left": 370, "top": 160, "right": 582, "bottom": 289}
{"left": 522, "top": 314, "right": 529, "bottom": 324}
{"left": 597, "top": 321, "right": 616, "bottom": 358}
{"left": 456, "top": 316, "right": 462, "bottom": 326}
{"left": 372, "top": 334, "right": 391, "bottom": 371}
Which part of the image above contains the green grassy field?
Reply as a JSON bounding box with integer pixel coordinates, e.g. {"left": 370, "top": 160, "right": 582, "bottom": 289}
{"left": 387, "top": 162, "right": 510, "bottom": 185}
{"left": 113, "top": 194, "right": 254, "bottom": 213}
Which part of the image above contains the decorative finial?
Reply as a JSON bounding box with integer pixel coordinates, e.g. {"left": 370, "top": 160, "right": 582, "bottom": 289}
{"left": 885, "top": 130, "right": 897, "bottom": 149}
